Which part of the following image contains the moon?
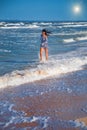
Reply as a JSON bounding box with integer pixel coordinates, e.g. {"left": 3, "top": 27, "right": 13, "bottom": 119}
{"left": 73, "top": 5, "right": 81, "bottom": 14}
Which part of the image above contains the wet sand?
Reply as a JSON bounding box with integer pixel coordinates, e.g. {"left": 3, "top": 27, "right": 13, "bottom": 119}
{"left": 76, "top": 117, "right": 87, "bottom": 126}
{"left": 0, "top": 69, "right": 87, "bottom": 130}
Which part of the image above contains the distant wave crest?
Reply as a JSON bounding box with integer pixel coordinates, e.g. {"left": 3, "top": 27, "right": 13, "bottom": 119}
{"left": 0, "top": 22, "right": 40, "bottom": 29}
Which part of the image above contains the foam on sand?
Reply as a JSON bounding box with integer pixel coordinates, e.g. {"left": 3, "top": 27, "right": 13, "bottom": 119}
{"left": 4, "top": 116, "right": 49, "bottom": 129}
{"left": 0, "top": 100, "right": 50, "bottom": 129}
{"left": 68, "top": 120, "right": 86, "bottom": 128}
{"left": 76, "top": 117, "right": 87, "bottom": 126}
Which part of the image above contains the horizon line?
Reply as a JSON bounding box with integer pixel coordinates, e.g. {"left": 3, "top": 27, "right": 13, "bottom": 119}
{"left": 0, "top": 19, "right": 87, "bottom": 22}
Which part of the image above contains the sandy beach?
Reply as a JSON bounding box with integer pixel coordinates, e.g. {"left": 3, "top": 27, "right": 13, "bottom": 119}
{"left": 0, "top": 68, "right": 87, "bottom": 130}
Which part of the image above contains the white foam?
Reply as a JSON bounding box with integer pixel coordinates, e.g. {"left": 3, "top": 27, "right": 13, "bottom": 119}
{"left": 64, "top": 38, "right": 75, "bottom": 43}
{"left": 0, "top": 23, "right": 39, "bottom": 29}
{"left": 27, "top": 25, "right": 39, "bottom": 28}
{"left": 30, "top": 116, "right": 39, "bottom": 122}
{"left": 8, "top": 104, "right": 14, "bottom": 112}
{"left": 4, "top": 115, "right": 49, "bottom": 129}
{"left": 63, "top": 24, "right": 87, "bottom": 28}
{"left": 0, "top": 53, "right": 87, "bottom": 89}
{"left": 74, "top": 120, "right": 87, "bottom": 128}
{"left": 1, "top": 26, "right": 39, "bottom": 29}
{"left": 0, "top": 22, "right": 5, "bottom": 26}
{"left": 64, "top": 36, "right": 87, "bottom": 43}
{"left": 4, "top": 23, "right": 21, "bottom": 26}
{"left": 52, "top": 31, "right": 87, "bottom": 36}
{"left": 0, "top": 49, "right": 11, "bottom": 53}
{"left": 54, "top": 24, "right": 84, "bottom": 29}
{"left": 77, "top": 36, "right": 87, "bottom": 41}
{"left": 40, "top": 22, "right": 52, "bottom": 25}
{"left": 1, "top": 21, "right": 87, "bottom": 30}
{"left": 82, "top": 105, "right": 87, "bottom": 113}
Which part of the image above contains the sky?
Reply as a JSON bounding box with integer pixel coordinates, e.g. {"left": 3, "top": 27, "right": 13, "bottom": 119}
{"left": 0, "top": 0, "right": 87, "bottom": 21}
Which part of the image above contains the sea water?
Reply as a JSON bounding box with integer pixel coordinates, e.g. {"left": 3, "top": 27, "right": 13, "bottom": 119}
{"left": 0, "top": 21, "right": 87, "bottom": 88}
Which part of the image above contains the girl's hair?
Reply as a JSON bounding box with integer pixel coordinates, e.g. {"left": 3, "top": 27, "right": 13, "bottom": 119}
{"left": 42, "top": 29, "right": 51, "bottom": 36}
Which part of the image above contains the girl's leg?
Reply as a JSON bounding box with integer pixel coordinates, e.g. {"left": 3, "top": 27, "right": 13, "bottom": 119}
{"left": 45, "top": 48, "right": 48, "bottom": 60}
{"left": 40, "top": 48, "right": 44, "bottom": 61}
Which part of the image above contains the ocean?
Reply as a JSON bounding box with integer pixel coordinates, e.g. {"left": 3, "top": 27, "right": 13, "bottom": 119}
{"left": 0, "top": 21, "right": 87, "bottom": 129}
{"left": 0, "top": 21, "right": 87, "bottom": 88}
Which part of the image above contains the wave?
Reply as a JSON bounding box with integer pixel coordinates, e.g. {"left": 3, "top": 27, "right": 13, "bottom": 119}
{"left": 27, "top": 25, "right": 39, "bottom": 28}
{"left": 61, "top": 22, "right": 87, "bottom": 28}
{"left": 54, "top": 22, "right": 87, "bottom": 28}
{"left": 0, "top": 22, "right": 24, "bottom": 27}
{"left": 63, "top": 36, "right": 87, "bottom": 43}
{"left": 4, "top": 23, "right": 23, "bottom": 26}
{"left": 63, "top": 24, "right": 87, "bottom": 28}
{"left": 0, "top": 22, "right": 40, "bottom": 29}
{"left": 0, "top": 22, "right": 5, "bottom": 26}
{"left": 39, "top": 22, "right": 52, "bottom": 25}
{"left": 0, "top": 25, "right": 40, "bottom": 29}
{"left": 0, "top": 49, "right": 11, "bottom": 53}
{"left": 76, "top": 36, "right": 87, "bottom": 41}
{"left": 52, "top": 31, "right": 87, "bottom": 36}
{"left": 63, "top": 38, "right": 75, "bottom": 43}
{"left": 0, "top": 52, "right": 86, "bottom": 89}
{"left": 0, "top": 21, "right": 87, "bottom": 29}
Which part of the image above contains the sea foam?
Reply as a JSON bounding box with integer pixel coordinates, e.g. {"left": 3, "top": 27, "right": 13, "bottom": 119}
{"left": 0, "top": 55, "right": 87, "bottom": 89}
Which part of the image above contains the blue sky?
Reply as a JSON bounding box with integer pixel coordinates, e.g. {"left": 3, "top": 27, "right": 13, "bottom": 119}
{"left": 0, "top": 0, "right": 87, "bottom": 21}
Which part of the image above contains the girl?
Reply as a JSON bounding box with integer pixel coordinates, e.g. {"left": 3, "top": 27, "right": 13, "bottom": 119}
{"left": 40, "top": 29, "right": 49, "bottom": 61}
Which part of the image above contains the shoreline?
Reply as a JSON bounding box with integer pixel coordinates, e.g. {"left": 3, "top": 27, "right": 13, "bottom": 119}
{"left": 0, "top": 68, "right": 87, "bottom": 129}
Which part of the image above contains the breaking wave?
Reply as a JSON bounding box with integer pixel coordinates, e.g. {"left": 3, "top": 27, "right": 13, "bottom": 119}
{"left": 64, "top": 36, "right": 87, "bottom": 43}
{"left": 0, "top": 22, "right": 40, "bottom": 29}
{"left": 64, "top": 38, "right": 75, "bottom": 43}
{"left": 0, "top": 51, "right": 87, "bottom": 89}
